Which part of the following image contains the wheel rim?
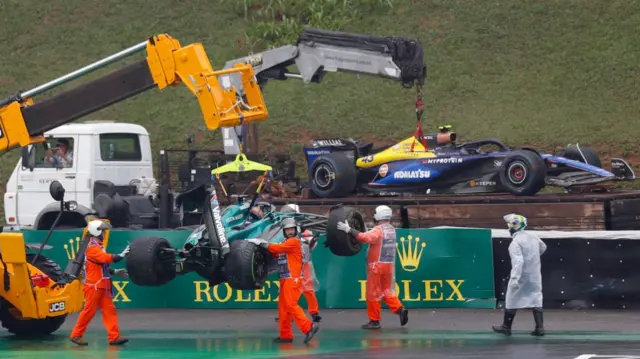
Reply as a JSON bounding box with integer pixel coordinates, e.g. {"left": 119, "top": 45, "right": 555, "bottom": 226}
{"left": 314, "top": 164, "right": 334, "bottom": 189}
{"left": 253, "top": 251, "right": 266, "bottom": 279}
{"left": 507, "top": 162, "right": 528, "bottom": 185}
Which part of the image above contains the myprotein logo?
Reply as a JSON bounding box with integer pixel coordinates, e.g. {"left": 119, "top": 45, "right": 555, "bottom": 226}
{"left": 393, "top": 170, "right": 431, "bottom": 179}
{"left": 424, "top": 157, "right": 463, "bottom": 164}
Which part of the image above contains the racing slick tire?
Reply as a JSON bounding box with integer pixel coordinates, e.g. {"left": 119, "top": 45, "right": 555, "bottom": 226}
{"left": 309, "top": 153, "right": 357, "bottom": 198}
{"left": 224, "top": 240, "right": 269, "bottom": 290}
{"left": 562, "top": 144, "right": 602, "bottom": 168}
{"left": 326, "top": 206, "right": 365, "bottom": 256}
{"left": 126, "top": 236, "right": 177, "bottom": 286}
{"left": 0, "top": 254, "right": 67, "bottom": 336}
{"left": 499, "top": 150, "right": 547, "bottom": 196}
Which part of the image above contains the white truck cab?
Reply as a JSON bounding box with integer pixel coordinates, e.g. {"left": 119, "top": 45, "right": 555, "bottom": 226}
{"left": 4, "top": 121, "right": 154, "bottom": 230}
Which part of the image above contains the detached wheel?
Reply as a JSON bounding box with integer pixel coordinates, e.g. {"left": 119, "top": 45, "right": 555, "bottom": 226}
{"left": 126, "top": 236, "right": 177, "bottom": 286}
{"left": 562, "top": 144, "right": 602, "bottom": 168}
{"left": 499, "top": 150, "right": 547, "bottom": 196}
{"left": 223, "top": 240, "right": 269, "bottom": 290}
{"left": 0, "top": 254, "right": 67, "bottom": 336}
{"left": 326, "top": 206, "right": 365, "bottom": 256}
{"left": 309, "top": 153, "right": 357, "bottom": 198}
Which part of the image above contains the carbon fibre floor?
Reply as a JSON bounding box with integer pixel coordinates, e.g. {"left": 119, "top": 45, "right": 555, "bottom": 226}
{"left": 2, "top": 309, "right": 640, "bottom": 359}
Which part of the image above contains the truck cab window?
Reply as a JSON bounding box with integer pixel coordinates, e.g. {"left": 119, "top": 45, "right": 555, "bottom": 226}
{"left": 100, "top": 133, "right": 142, "bottom": 161}
{"left": 34, "top": 137, "right": 74, "bottom": 168}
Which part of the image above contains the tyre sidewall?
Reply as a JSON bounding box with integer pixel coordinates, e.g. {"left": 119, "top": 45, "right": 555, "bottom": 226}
{"left": 309, "top": 154, "right": 357, "bottom": 198}
{"left": 499, "top": 151, "right": 547, "bottom": 195}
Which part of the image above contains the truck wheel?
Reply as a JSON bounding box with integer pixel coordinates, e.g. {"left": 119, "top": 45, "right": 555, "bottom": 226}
{"left": 223, "top": 240, "right": 269, "bottom": 290}
{"left": 0, "top": 254, "right": 67, "bottom": 336}
{"left": 126, "top": 236, "right": 177, "bottom": 286}
{"left": 309, "top": 153, "right": 357, "bottom": 198}
{"left": 499, "top": 150, "right": 547, "bottom": 196}
{"left": 326, "top": 206, "right": 365, "bottom": 256}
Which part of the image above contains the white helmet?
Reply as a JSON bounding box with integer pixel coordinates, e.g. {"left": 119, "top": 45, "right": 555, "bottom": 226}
{"left": 503, "top": 213, "right": 527, "bottom": 233}
{"left": 373, "top": 205, "right": 392, "bottom": 222}
{"left": 87, "top": 220, "right": 112, "bottom": 237}
{"left": 281, "top": 204, "right": 300, "bottom": 213}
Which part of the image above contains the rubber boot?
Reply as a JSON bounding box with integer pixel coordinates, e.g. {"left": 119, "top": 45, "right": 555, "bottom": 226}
{"left": 531, "top": 308, "right": 545, "bottom": 336}
{"left": 311, "top": 314, "right": 322, "bottom": 323}
{"left": 492, "top": 309, "right": 516, "bottom": 336}
{"left": 397, "top": 307, "right": 409, "bottom": 326}
{"left": 361, "top": 320, "right": 381, "bottom": 329}
{"left": 109, "top": 337, "right": 129, "bottom": 346}
{"left": 304, "top": 322, "right": 320, "bottom": 344}
{"left": 70, "top": 337, "right": 88, "bottom": 346}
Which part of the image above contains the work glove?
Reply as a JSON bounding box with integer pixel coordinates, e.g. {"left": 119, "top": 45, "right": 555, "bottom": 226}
{"left": 246, "top": 238, "right": 269, "bottom": 249}
{"left": 113, "top": 269, "right": 128, "bottom": 278}
{"left": 119, "top": 245, "right": 131, "bottom": 258}
{"left": 337, "top": 220, "right": 351, "bottom": 233}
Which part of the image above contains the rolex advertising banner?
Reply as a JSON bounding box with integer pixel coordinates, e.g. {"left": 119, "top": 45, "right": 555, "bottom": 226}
{"left": 22, "top": 228, "right": 496, "bottom": 309}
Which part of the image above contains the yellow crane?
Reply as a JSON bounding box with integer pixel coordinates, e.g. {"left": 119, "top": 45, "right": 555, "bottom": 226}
{"left": 0, "top": 33, "right": 268, "bottom": 336}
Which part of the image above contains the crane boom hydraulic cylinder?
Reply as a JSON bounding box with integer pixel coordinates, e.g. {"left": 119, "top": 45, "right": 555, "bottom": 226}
{"left": 0, "top": 34, "right": 269, "bottom": 153}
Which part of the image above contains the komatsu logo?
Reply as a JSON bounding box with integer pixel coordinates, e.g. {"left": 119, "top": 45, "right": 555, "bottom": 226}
{"left": 393, "top": 170, "right": 431, "bottom": 179}
{"left": 425, "top": 158, "right": 463, "bottom": 164}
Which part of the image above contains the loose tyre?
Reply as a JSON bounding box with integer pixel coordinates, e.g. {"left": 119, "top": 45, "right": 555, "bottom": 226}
{"left": 326, "top": 206, "right": 365, "bottom": 256}
{"left": 223, "top": 240, "right": 269, "bottom": 290}
{"left": 562, "top": 144, "right": 602, "bottom": 168}
{"left": 0, "top": 254, "right": 67, "bottom": 336}
{"left": 499, "top": 150, "right": 547, "bottom": 196}
{"left": 309, "top": 153, "right": 357, "bottom": 198}
{"left": 126, "top": 236, "right": 177, "bottom": 286}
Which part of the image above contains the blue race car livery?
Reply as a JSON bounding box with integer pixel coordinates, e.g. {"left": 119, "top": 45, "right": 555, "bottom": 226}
{"left": 303, "top": 127, "right": 636, "bottom": 197}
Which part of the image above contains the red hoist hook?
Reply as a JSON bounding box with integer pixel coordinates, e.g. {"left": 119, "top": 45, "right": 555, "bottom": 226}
{"left": 410, "top": 83, "right": 427, "bottom": 152}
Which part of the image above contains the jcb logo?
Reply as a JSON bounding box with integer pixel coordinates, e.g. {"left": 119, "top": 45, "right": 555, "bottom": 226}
{"left": 49, "top": 301, "right": 66, "bottom": 313}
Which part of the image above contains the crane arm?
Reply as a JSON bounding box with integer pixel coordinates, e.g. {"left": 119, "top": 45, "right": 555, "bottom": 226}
{"left": 223, "top": 27, "right": 426, "bottom": 90}
{"left": 219, "top": 27, "right": 427, "bottom": 154}
{"left": 0, "top": 34, "right": 269, "bottom": 153}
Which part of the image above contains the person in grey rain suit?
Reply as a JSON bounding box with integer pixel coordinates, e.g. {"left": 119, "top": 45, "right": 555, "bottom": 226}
{"left": 492, "top": 213, "right": 547, "bottom": 337}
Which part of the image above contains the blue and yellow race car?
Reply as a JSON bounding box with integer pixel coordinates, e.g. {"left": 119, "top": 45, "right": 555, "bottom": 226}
{"left": 303, "top": 126, "right": 636, "bottom": 198}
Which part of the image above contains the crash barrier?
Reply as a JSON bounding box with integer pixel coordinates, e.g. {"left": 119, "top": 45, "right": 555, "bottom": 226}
{"left": 486, "top": 228, "right": 640, "bottom": 309}
{"left": 22, "top": 228, "right": 496, "bottom": 309}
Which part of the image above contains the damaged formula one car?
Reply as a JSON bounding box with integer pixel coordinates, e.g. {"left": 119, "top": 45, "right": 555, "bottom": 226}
{"left": 303, "top": 125, "right": 636, "bottom": 197}
{"left": 124, "top": 183, "right": 365, "bottom": 290}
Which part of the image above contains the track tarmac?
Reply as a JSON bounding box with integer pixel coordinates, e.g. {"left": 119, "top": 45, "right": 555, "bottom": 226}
{"left": 2, "top": 309, "right": 640, "bottom": 359}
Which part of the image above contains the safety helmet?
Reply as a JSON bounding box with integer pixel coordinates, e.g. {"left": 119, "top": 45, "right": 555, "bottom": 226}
{"left": 87, "top": 220, "right": 112, "bottom": 238}
{"left": 282, "top": 217, "right": 298, "bottom": 238}
{"left": 249, "top": 206, "right": 264, "bottom": 221}
{"left": 373, "top": 205, "right": 393, "bottom": 222}
{"left": 281, "top": 204, "right": 300, "bottom": 213}
{"left": 503, "top": 213, "right": 527, "bottom": 233}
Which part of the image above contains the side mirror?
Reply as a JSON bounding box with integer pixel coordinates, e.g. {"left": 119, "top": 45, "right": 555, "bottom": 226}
{"left": 21, "top": 147, "right": 34, "bottom": 171}
{"left": 49, "top": 180, "right": 66, "bottom": 202}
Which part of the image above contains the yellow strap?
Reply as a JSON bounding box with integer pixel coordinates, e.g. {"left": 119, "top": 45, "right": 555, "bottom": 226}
{"left": 211, "top": 153, "right": 272, "bottom": 174}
